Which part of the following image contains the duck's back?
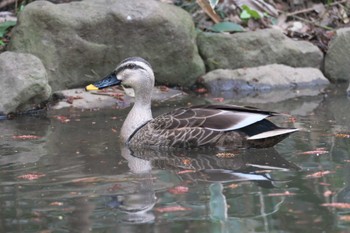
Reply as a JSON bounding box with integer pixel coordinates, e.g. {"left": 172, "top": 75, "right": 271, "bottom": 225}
{"left": 126, "top": 105, "right": 297, "bottom": 149}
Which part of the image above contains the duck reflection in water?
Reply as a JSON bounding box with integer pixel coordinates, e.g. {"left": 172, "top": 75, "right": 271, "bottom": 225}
{"left": 107, "top": 146, "right": 299, "bottom": 224}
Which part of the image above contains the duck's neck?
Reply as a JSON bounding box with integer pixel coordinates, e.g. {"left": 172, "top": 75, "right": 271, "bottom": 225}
{"left": 120, "top": 87, "right": 153, "bottom": 143}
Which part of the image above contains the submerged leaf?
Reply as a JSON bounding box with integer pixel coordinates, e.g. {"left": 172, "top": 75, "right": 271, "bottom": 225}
{"left": 306, "top": 170, "right": 334, "bottom": 178}
{"left": 49, "top": 202, "right": 64, "bottom": 206}
{"left": 322, "top": 203, "right": 350, "bottom": 209}
{"left": 12, "top": 135, "right": 42, "bottom": 140}
{"left": 18, "top": 172, "right": 46, "bottom": 180}
{"left": 177, "top": 170, "right": 196, "bottom": 174}
{"left": 339, "top": 215, "right": 350, "bottom": 221}
{"left": 168, "top": 186, "right": 189, "bottom": 194}
{"left": 299, "top": 148, "right": 328, "bottom": 155}
{"left": 53, "top": 115, "right": 70, "bottom": 123}
{"left": 155, "top": 205, "right": 191, "bottom": 213}
{"left": 267, "top": 191, "right": 296, "bottom": 197}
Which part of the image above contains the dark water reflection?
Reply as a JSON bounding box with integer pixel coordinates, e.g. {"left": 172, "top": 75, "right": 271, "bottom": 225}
{"left": 1, "top": 85, "right": 350, "bottom": 232}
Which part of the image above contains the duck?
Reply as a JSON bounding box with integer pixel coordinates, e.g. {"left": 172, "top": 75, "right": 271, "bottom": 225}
{"left": 85, "top": 57, "right": 298, "bottom": 150}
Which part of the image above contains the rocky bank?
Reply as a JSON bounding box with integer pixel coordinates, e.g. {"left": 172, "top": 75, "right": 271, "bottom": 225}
{"left": 0, "top": 0, "right": 349, "bottom": 114}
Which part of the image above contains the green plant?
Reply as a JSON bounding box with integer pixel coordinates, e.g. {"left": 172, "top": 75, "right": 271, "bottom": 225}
{"left": 0, "top": 21, "right": 16, "bottom": 45}
{"left": 240, "top": 5, "right": 263, "bottom": 20}
{"left": 210, "top": 21, "right": 244, "bottom": 32}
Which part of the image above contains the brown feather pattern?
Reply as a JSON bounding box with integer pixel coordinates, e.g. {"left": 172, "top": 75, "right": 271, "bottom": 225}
{"left": 128, "top": 105, "right": 296, "bottom": 150}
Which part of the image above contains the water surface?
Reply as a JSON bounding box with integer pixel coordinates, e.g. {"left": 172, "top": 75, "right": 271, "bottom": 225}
{"left": 1, "top": 85, "right": 350, "bottom": 233}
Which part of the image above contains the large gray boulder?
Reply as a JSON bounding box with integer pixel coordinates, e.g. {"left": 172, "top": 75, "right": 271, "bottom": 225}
{"left": 197, "top": 29, "right": 323, "bottom": 71}
{"left": 0, "top": 51, "right": 51, "bottom": 114}
{"left": 201, "top": 64, "right": 329, "bottom": 94}
{"left": 8, "top": 0, "right": 205, "bottom": 91}
{"left": 325, "top": 28, "right": 350, "bottom": 81}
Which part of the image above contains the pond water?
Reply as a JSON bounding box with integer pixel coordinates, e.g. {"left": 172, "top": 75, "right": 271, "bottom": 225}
{"left": 1, "top": 85, "right": 350, "bottom": 233}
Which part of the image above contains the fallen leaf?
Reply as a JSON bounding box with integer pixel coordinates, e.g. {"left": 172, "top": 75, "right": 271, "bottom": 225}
{"left": 335, "top": 133, "right": 350, "bottom": 138}
{"left": 168, "top": 186, "right": 189, "bottom": 194}
{"left": 107, "top": 184, "right": 122, "bottom": 192}
{"left": 154, "top": 205, "right": 191, "bottom": 213}
{"left": 49, "top": 202, "right": 64, "bottom": 206}
{"left": 12, "top": 135, "right": 41, "bottom": 140}
{"left": 299, "top": 148, "right": 328, "bottom": 155}
{"left": 53, "top": 115, "right": 70, "bottom": 123}
{"left": 66, "top": 95, "right": 83, "bottom": 104}
{"left": 71, "top": 177, "right": 101, "bottom": 183}
{"left": 18, "top": 172, "right": 46, "bottom": 180}
{"left": 287, "top": 116, "right": 297, "bottom": 123}
{"left": 213, "top": 97, "right": 224, "bottom": 102}
{"left": 210, "top": 22, "right": 244, "bottom": 32}
{"left": 194, "top": 87, "right": 208, "bottom": 94}
{"left": 181, "top": 158, "right": 192, "bottom": 166}
{"left": 196, "top": 0, "right": 221, "bottom": 23}
{"left": 323, "top": 190, "right": 334, "bottom": 197}
{"left": 339, "top": 215, "right": 350, "bottom": 221}
{"left": 321, "top": 203, "right": 350, "bottom": 209}
{"left": 306, "top": 170, "right": 334, "bottom": 178}
{"left": 110, "top": 93, "right": 124, "bottom": 101}
{"left": 159, "top": 85, "right": 169, "bottom": 92}
{"left": 267, "top": 191, "right": 296, "bottom": 197}
{"left": 177, "top": 170, "right": 196, "bottom": 174}
{"left": 38, "top": 228, "right": 51, "bottom": 232}
{"left": 227, "top": 183, "right": 239, "bottom": 189}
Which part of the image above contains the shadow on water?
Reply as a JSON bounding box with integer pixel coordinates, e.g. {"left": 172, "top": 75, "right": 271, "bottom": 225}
{"left": 1, "top": 85, "right": 350, "bottom": 232}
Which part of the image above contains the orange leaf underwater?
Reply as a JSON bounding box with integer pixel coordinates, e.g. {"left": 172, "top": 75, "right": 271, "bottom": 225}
{"left": 321, "top": 203, "right": 350, "bottom": 209}
{"left": 155, "top": 206, "right": 191, "bottom": 213}
{"left": 12, "top": 135, "right": 41, "bottom": 140}
{"left": 17, "top": 172, "right": 46, "bottom": 180}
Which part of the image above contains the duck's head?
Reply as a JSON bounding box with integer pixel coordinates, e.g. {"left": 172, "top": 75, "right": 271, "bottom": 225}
{"left": 85, "top": 57, "right": 155, "bottom": 91}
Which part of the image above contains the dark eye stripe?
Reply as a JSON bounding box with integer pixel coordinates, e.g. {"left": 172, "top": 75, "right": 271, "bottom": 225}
{"left": 115, "top": 63, "right": 146, "bottom": 74}
{"left": 120, "top": 57, "right": 152, "bottom": 68}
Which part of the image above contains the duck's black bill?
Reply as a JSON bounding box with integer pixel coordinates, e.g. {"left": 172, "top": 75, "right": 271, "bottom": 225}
{"left": 85, "top": 73, "right": 121, "bottom": 91}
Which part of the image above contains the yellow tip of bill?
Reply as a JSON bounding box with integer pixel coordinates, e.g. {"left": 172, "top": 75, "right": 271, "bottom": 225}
{"left": 85, "top": 84, "right": 99, "bottom": 91}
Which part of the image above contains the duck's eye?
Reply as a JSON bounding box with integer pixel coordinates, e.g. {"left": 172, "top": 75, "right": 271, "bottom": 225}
{"left": 126, "top": 64, "right": 137, "bottom": 69}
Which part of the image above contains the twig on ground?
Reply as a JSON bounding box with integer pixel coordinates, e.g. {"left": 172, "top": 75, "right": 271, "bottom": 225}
{"left": 289, "top": 15, "right": 334, "bottom": 30}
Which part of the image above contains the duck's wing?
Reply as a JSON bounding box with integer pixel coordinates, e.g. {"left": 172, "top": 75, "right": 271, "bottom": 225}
{"left": 152, "top": 105, "right": 275, "bottom": 132}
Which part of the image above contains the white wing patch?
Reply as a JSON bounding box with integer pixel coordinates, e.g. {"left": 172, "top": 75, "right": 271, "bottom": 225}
{"left": 247, "top": 128, "right": 299, "bottom": 140}
{"left": 204, "top": 111, "right": 268, "bottom": 131}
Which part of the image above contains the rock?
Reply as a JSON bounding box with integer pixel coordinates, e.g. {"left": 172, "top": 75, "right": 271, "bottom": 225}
{"left": 204, "top": 88, "right": 327, "bottom": 104}
{"left": 8, "top": 0, "right": 205, "bottom": 91}
{"left": 197, "top": 29, "right": 323, "bottom": 71}
{"left": 325, "top": 28, "right": 350, "bottom": 81}
{"left": 201, "top": 64, "right": 329, "bottom": 94}
{"left": 51, "top": 87, "right": 187, "bottom": 109}
{"left": 0, "top": 51, "right": 51, "bottom": 114}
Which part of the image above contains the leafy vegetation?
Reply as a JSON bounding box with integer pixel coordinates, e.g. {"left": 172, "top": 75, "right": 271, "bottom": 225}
{"left": 240, "top": 5, "right": 263, "bottom": 20}
{"left": 174, "top": 0, "right": 349, "bottom": 52}
{"left": 0, "top": 21, "right": 16, "bottom": 46}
